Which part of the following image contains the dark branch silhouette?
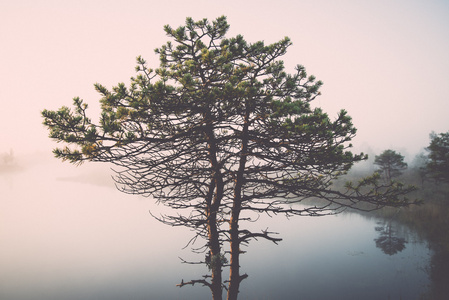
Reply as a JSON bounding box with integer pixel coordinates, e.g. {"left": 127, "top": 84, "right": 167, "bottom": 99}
{"left": 42, "top": 16, "right": 417, "bottom": 300}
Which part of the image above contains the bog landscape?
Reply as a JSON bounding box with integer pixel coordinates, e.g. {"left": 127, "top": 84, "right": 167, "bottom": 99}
{"left": 1, "top": 3, "right": 449, "bottom": 300}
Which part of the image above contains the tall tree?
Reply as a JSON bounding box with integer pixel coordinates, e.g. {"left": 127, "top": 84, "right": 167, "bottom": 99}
{"left": 374, "top": 149, "right": 408, "bottom": 183}
{"left": 42, "top": 17, "right": 415, "bottom": 300}
{"left": 426, "top": 131, "right": 449, "bottom": 183}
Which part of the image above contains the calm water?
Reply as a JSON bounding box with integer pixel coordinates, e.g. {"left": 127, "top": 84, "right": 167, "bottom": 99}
{"left": 0, "top": 155, "right": 431, "bottom": 299}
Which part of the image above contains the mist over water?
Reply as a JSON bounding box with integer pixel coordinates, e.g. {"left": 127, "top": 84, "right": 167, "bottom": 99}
{"left": 1, "top": 154, "right": 431, "bottom": 299}
{"left": 1, "top": 1, "right": 447, "bottom": 298}
{"left": 0, "top": 154, "right": 207, "bottom": 299}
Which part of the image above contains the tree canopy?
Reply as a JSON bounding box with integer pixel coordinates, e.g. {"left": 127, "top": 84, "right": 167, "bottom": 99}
{"left": 42, "top": 16, "right": 416, "bottom": 300}
{"left": 374, "top": 149, "right": 408, "bottom": 183}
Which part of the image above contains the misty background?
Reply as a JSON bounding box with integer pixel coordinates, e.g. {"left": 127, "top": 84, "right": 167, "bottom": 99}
{"left": 1, "top": 0, "right": 449, "bottom": 161}
{"left": 1, "top": 0, "right": 448, "bottom": 299}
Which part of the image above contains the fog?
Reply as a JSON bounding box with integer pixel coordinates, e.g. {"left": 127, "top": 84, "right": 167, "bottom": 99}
{"left": 1, "top": 0, "right": 448, "bottom": 298}
{"left": 1, "top": 151, "right": 210, "bottom": 299}
{"left": 1, "top": 0, "right": 448, "bottom": 158}
{"left": 0, "top": 152, "right": 431, "bottom": 299}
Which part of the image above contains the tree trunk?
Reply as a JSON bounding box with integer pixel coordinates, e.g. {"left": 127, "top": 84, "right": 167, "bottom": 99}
{"left": 227, "top": 106, "right": 250, "bottom": 300}
{"left": 208, "top": 211, "right": 223, "bottom": 300}
{"left": 227, "top": 211, "right": 241, "bottom": 300}
{"left": 205, "top": 120, "right": 224, "bottom": 300}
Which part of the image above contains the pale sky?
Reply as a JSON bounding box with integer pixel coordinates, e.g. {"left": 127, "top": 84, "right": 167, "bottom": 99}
{"left": 1, "top": 0, "right": 449, "bottom": 159}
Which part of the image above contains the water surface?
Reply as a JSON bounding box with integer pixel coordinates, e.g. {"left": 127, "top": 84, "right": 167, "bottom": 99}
{"left": 0, "top": 156, "right": 431, "bottom": 299}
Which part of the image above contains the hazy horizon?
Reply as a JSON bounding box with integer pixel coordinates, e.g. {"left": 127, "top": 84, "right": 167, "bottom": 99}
{"left": 1, "top": 0, "right": 448, "bottom": 160}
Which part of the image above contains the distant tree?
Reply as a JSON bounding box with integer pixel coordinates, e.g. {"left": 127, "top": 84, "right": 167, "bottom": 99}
{"left": 374, "top": 150, "right": 407, "bottom": 183}
{"left": 1, "top": 148, "right": 14, "bottom": 163}
{"left": 42, "top": 17, "right": 416, "bottom": 300}
{"left": 426, "top": 131, "right": 449, "bottom": 183}
{"left": 0, "top": 149, "right": 18, "bottom": 173}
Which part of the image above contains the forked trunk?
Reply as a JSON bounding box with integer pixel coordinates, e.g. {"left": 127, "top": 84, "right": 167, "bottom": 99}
{"left": 227, "top": 103, "right": 250, "bottom": 300}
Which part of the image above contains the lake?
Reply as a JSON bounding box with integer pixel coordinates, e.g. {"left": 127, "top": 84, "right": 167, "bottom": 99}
{"left": 0, "top": 154, "right": 431, "bottom": 299}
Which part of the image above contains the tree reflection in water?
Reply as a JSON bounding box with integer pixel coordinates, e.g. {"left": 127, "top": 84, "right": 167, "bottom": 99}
{"left": 374, "top": 221, "right": 407, "bottom": 255}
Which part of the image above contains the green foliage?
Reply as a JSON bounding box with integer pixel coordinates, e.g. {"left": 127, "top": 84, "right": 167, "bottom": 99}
{"left": 374, "top": 149, "right": 407, "bottom": 183}
{"left": 42, "top": 16, "right": 417, "bottom": 299}
{"left": 41, "top": 17, "right": 348, "bottom": 173}
{"left": 41, "top": 14, "right": 416, "bottom": 219}
{"left": 206, "top": 253, "right": 228, "bottom": 271}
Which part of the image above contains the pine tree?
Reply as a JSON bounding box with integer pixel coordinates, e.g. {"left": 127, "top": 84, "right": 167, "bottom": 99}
{"left": 42, "top": 17, "right": 416, "bottom": 300}
{"left": 374, "top": 149, "right": 408, "bottom": 183}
